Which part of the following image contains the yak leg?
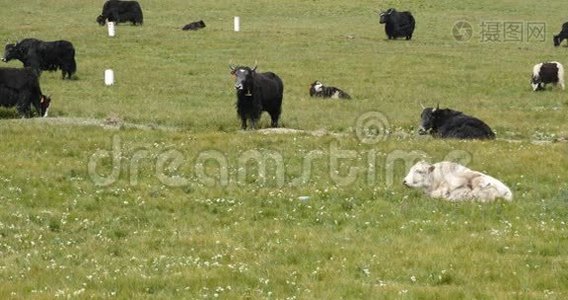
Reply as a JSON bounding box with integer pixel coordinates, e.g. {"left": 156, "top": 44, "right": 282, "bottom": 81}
{"left": 240, "top": 117, "right": 247, "bottom": 130}
{"left": 250, "top": 118, "right": 258, "bottom": 130}
{"left": 270, "top": 110, "right": 281, "bottom": 127}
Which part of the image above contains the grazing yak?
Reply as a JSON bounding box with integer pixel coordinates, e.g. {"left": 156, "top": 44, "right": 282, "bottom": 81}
{"left": 418, "top": 105, "right": 495, "bottom": 139}
{"left": 97, "top": 0, "right": 144, "bottom": 26}
{"left": 553, "top": 22, "right": 568, "bottom": 47}
{"left": 531, "top": 61, "right": 565, "bottom": 91}
{"left": 2, "top": 38, "right": 76, "bottom": 79}
{"left": 182, "top": 20, "right": 206, "bottom": 31}
{"left": 230, "top": 65, "right": 283, "bottom": 130}
{"left": 378, "top": 8, "right": 415, "bottom": 40}
{"left": 309, "top": 81, "right": 351, "bottom": 99}
{"left": 403, "top": 161, "right": 513, "bottom": 202}
{"left": 0, "top": 67, "right": 51, "bottom": 117}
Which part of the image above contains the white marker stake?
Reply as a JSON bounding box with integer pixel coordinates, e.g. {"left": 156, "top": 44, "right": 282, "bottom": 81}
{"left": 104, "top": 69, "right": 114, "bottom": 86}
{"left": 107, "top": 21, "right": 116, "bottom": 37}
{"left": 234, "top": 16, "right": 240, "bottom": 32}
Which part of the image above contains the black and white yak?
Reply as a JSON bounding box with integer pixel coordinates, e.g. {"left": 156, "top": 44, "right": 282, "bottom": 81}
{"left": 378, "top": 8, "right": 415, "bottom": 40}
{"left": 97, "top": 0, "right": 144, "bottom": 26}
{"left": 230, "top": 65, "right": 283, "bottom": 130}
{"left": 531, "top": 61, "right": 565, "bottom": 91}
{"left": 418, "top": 105, "right": 495, "bottom": 140}
{"left": 0, "top": 67, "right": 51, "bottom": 117}
{"left": 309, "top": 81, "right": 351, "bottom": 99}
{"left": 2, "top": 38, "right": 76, "bottom": 79}
{"left": 553, "top": 22, "right": 568, "bottom": 47}
{"left": 182, "top": 20, "right": 206, "bottom": 31}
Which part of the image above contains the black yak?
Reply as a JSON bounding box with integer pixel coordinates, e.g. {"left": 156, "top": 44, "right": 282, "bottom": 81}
{"left": 378, "top": 8, "right": 415, "bottom": 40}
{"left": 182, "top": 20, "right": 206, "bottom": 31}
{"left": 230, "top": 65, "right": 283, "bottom": 130}
{"left": 418, "top": 105, "right": 495, "bottom": 140}
{"left": 97, "top": 0, "right": 144, "bottom": 26}
{"left": 0, "top": 67, "right": 51, "bottom": 117}
{"left": 531, "top": 61, "right": 565, "bottom": 91}
{"left": 309, "top": 81, "right": 351, "bottom": 99}
{"left": 553, "top": 22, "right": 568, "bottom": 47}
{"left": 2, "top": 38, "right": 76, "bottom": 79}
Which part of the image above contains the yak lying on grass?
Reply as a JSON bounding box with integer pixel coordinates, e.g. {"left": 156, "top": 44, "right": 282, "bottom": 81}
{"left": 309, "top": 81, "right": 351, "bottom": 99}
{"left": 2, "top": 38, "right": 76, "bottom": 79}
{"left": 230, "top": 65, "right": 283, "bottom": 130}
{"left": 418, "top": 105, "right": 495, "bottom": 139}
{"left": 182, "top": 20, "right": 206, "bottom": 31}
{"left": 0, "top": 67, "right": 51, "bottom": 117}
{"left": 403, "top": 161, "right": 513, "bottom": 202}
{"left": 97, "top": 0, "right": 144, "bottom": 26}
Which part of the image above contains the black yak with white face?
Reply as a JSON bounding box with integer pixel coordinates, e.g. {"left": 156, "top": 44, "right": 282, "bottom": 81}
{"left": 0, "top": 68, "right": 51, "bottom": 117}
{"left": 230, "top": 65, "right": 283, "bottom": 130}
{"left": 378, "top": 8, "right": 415, "bottom": 40}
{"left": 97, "top": 0, "right": 143, "bottom": 26}
{"left": 182, "top": 20, "right": 206, "bottom": 31}
{"left": 553, "top": 22, "right": 568, "bottom": 47}
{"left": 309, "top": 81, "right": 351, "bottom": 99}
{"left": 418, "top": 105, "right": 495, "bottom": 140}
{"left": 2, "top": 38, "right": 76, "bottom": 79}
{"left": 531, "top": 61, "right": 565, "bottom": 91}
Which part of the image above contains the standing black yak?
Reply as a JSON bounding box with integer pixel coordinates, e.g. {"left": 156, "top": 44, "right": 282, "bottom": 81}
{"left": 2, "top": 38, "right": 76, "bottom": 79}
{"left": 418, "top": 105, "right": 495, "bottom": 140}
{"left": 0, "top": 67, "right": 51, "bottom": 117}
{"left": 97, "top": 0, "right": 144, "bottom": 26}
{"left": 230, "top": 65, "right": 283, "bottom": 130}
{"left": 378, "top": 8, "right": 415, "bottom": 40}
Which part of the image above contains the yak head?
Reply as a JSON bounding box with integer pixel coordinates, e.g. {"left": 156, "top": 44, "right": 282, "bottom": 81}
{"left": 310, "top": 81, "right": 324, "bottom": 94}
{"left": 96, "top": 15, "right": 106, "bottom": 26}
{"left": 418, "top": 104, "right": 440, "bottom": 135}
{"left": 553, "top": 35, "right": 561, "bottom": 47}
{"left": 1, "top": 42, "right": 21, "bottom": 63}
{"left": 379, "top": 8, "right": 396, "bottom": 24}
{"left": 40, "top": 94, "right": 51, "bottom": 117}
{"left": 403, "top": 161, "right": 434, "bottom": 189}
{"left": 230, "top": 65, "right": 256, "bottom": 96}
{"left": 531, "top": 74, "right": 545, "bottom": 91}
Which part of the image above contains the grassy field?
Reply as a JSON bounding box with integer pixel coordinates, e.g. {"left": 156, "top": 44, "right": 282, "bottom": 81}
{"left": 0, "top": 0, "right": 567, "bottom": 298}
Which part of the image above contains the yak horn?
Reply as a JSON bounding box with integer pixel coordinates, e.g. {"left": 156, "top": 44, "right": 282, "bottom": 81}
{"left": 419, "top": 101, "right": 425, "bottom": 109}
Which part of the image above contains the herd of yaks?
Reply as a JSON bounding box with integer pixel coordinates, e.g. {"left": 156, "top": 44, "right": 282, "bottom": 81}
{"left": 1, "top": 1, "right": 566, "bottom": 202}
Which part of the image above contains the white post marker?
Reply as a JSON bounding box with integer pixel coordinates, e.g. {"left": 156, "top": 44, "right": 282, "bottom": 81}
{"left": 104, "top": 69, "right": 114, "bottom": 86}
{"left": 107, "top": 21, "right": 116, "bottom": 37}
{"left": 234, "top": 16, "right": 240, "bottom": 32}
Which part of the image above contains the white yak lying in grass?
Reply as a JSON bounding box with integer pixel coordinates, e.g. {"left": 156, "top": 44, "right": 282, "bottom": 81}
{"left": 403, "top": 161, "right": 513, "bottom": 202}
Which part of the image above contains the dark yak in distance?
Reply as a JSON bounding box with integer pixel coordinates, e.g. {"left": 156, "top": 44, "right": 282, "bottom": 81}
{"left": 2, "top": 38, "right": 76, "bottom": 79}
{"left": 230, "top": 65, "right": 283, "bottom": 130}
{"left": 418, "top": 105, "right": 495, "bottom": 140}
{"left": 378, "top": 8, "right": 415, "bottom": 40}
{"left": 182, "top": 20, "right": 206, "bottom": 31}
{"left": 553, "top": 22, "right": 568, "bottom": 47}
{"left": 97, "top": 0, "right": 144, "bottom": 26}
{"left": 0, "top": 67, "right": 51, "bottom": 117}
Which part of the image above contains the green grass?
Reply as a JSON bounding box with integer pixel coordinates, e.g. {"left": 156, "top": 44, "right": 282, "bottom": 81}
{"left": 1, "top": 0, "right": 567, "bottom": 298}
